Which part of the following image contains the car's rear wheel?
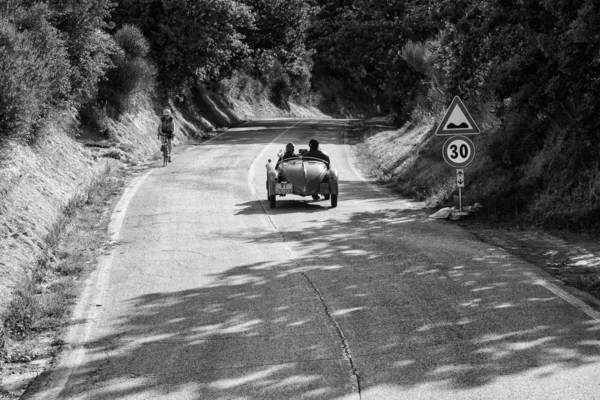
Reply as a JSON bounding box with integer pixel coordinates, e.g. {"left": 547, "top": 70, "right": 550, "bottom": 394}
{"left": 269, "top": 195, "right": 276, "bottom": 208}
{"left": 331, "top": 194, "right": 338, "bottom": 208}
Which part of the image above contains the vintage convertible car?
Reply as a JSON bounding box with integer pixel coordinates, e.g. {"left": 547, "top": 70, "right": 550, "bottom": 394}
{"left": 266, "top": 150, "right": 339, "bottom": 208}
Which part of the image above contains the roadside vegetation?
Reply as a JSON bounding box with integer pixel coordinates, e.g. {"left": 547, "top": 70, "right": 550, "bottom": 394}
{"left": 310, "top": 1, "right": 600, "bottom": 232}
{"left": 2, "top": 163, "right": 124, "bottom": 362}
{"left": 2, "top": 0, "right": 600, "bottom": 391}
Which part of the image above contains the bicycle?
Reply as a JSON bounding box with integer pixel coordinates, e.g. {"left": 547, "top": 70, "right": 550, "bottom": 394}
{"left": 160, "top": 136, "right": 170, "bottom": 167}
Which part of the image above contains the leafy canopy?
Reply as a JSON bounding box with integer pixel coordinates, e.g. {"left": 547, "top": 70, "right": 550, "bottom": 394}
{"left": 112, "top": 0, "right": 255, "bottom": 89}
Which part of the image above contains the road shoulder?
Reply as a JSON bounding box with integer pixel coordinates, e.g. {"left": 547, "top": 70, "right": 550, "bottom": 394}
{"left": 460, "top": 219, "right": 600, "bottom": 310}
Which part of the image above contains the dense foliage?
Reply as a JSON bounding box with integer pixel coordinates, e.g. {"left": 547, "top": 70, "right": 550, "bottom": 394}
{"left": 111, "top": 0, "right": 315, "bottom": 102}
{"left": 428, "top": 0, "right": 600, "bottom": 227}
{"left": 48, "top": 0, "right": 117, "bottom": 107}
{"left": 0, "top": 0, "right": 116, "bottom": 141}
{"left": 99, "top": 24, "right": 157, "bottom": 114}
{"left": 240, "top": 0, "right": 315, "bottom": 104}
{"left": 0, "top": 2, "right": 71, "bottom": 141}
{"left": 111, "top": 0, "right": 255, "bottom": 89}
{"left": 308, "top": 0, "right": 436, "bottom": 119}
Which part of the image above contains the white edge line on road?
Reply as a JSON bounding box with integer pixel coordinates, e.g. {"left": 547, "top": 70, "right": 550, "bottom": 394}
{"left": 31, "top": 124, "right": 245, "bottom": 399}
{"left": 521, "top": 270, "right": 600, "bottom": 321}
{"left": 343, "top": 127, "right": 395, "bottom": 198}
{"left": 30, "top": 171, "right": 151, "bottom": 400}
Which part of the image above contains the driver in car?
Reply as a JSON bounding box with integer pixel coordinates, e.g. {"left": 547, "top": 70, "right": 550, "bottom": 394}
{"left": 303, "top": 139, "right": 330, "bottom": 166}
{"left": 303, "top": 138, "right": 330, "bottom": 201}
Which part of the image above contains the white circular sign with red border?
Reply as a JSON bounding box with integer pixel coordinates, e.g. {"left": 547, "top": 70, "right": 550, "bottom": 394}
{"left": 442, "top": 136, "right": 475, "bottom": 168}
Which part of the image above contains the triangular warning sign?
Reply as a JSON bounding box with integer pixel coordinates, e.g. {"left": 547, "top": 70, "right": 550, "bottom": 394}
{"left": 435, "top": 96, "right": 480, "bottom": 135}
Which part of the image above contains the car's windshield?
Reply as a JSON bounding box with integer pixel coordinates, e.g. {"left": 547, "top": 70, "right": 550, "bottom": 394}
{"left": 300, "top": 157, "right": 328, "bottom": 165}
{"left": 279, "top": 157, "right": 302, "bottom": 165}
{"left": 278, "top": 154, "right": 329, "bottom": 166}
{"left": 280, "top": 157, "right": 326, "bottom": 164}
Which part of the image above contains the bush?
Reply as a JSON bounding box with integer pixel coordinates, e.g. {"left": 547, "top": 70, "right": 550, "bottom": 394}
{"left": 99, "top": 24, "right": 156, "bottom": 114}
{"left": 218, "top": 70, "right": 268, "bottom": 105}
{"left": 3, "top": 282, "right": 39, "bottom": 340}
{"left": 270, "top": 74, "right": 292, "bottom": 108}
{"left": 264, "top": 58, "right": 311, "bottom": 107}
{"left": 51, "top": 0, "right": 117, "bottom": 108}
{"left": 0, "top": 5, "right": 70, "bottom": 141}
{"left": 5, "top": 342, "right": 39, "bottom": 363}
{"left": 114, "top": 24, "right": 150, "bottom": 58}
{"left": 246, "top": 49, "right": 313, "bottom": 106}
{"left": 0, "top": 324, "right": 6, "bottom": 360}
{"left": 287, "top": 60, "right": 312, "bottom": 101}
{"left": 54, "top": 259, "right": 84, "bottom": 276}
{"left": 34, "top": 292, "right": 70, "bottom": 331}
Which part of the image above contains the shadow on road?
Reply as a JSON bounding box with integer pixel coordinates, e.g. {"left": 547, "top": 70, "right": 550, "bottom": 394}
{"left": 36, "top": 160, "right": 600, "bottom": 399}
{"left": 235, "top": 199, "right": 330, "bottom": 215}
{"left": 39, "top": 197, "right": 600, "bottom": 398}
{"left": 237, "top": 180, "right": 425, "bottom": 217}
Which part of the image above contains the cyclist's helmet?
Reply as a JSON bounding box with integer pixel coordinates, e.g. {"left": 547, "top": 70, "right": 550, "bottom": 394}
{"left": 163, "top": 108, "right": 172, "bottom": 116}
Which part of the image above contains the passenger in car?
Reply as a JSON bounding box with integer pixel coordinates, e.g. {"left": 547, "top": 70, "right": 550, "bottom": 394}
{"left": 281, "top": 142, "right": 297, "bottom": 161}
{"left": 276, "top": 142, "right": 297, "bottom": 169}
{"left": 303, "top": 139, "right": 330, "bottom": 166}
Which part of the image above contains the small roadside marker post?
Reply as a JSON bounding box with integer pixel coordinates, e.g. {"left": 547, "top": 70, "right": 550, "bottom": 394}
{"left": 456, "top": 169, "right": 464, "bottom": 212}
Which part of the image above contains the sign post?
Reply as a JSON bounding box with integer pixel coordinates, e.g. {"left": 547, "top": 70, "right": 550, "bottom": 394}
{"left": 456, "top": 169, "right": 464, "bottom": 187}
{"left": 437, "top": 96, "right": 479, "bottom": 215}
{"left": 456, "top": 169, "right": 464, "bottom": 212}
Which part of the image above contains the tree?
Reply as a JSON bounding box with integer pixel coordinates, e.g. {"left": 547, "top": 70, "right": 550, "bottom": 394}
{"left": 0, "top": 2, "right": 71, "bottom": 141}
{"left": 48, "top": 0, "right": 117, "bottom": 107}
{"left": 434, "top": 0, "right": 600, "bottom": 142}
{"left": 240, "top": 0, "right": 316, "bottom": 101}
{"left": 308, "top": 0, "right": 435, "bottom": 119}
{"left": 99, "top": 24, "right": 157, "bottom": 114}
{"left": 112, "top": 0, "right": 255, "bottom": 89}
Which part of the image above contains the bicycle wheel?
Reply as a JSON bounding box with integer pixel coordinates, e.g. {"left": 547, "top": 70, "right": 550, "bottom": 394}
{"left": 163, "top": 145, "right": 169, "bottom": 166}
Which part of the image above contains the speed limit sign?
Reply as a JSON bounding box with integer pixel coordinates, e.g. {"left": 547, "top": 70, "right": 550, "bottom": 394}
{"left": 442, "top": 136, "right": 475, "bottom": 168}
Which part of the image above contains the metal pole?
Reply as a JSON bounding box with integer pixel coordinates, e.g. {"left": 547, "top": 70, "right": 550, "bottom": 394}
{"left": 459, "top": 186, "right": 462, "bottom": 213}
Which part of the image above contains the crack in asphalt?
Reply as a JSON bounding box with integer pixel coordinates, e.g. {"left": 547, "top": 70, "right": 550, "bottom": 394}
{"left": 161, "top": 249, "right": 215, "bottom": 258}
{"left": 250, "top": 122, "right": 361, "bottom": 398}
{"left": 300, "top": 270, "right": 362, "bottom": 398}
{"left": 257, "top": 202, "right": 362, "bottom": 397}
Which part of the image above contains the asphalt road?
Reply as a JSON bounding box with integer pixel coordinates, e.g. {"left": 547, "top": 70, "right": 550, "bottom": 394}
{"left": 27, "top": 119, "right": 600, "bottom": 400}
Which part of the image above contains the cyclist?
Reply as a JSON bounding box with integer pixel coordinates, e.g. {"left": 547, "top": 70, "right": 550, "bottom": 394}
{"left": 157, "top": 108, "right": 174, "bottom": 162}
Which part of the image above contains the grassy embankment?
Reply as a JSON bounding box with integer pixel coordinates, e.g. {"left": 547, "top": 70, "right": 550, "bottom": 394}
{"left": 0, "top": 76, "right": 326, "bottom": 394}
{"left": 354, "top": 103, "right": 566, "bottom": 225}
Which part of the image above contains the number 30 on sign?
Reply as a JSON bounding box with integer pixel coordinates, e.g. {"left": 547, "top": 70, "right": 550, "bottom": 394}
{"left": 442, "top": 136, "right": 475, "bottom": 168}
